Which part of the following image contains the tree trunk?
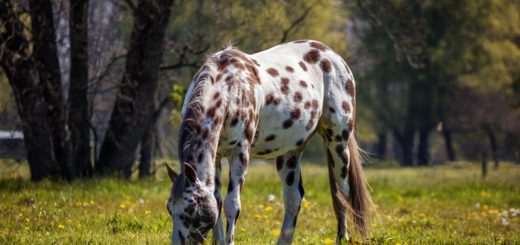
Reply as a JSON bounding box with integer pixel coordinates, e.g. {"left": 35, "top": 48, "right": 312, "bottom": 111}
{"left": 139, "top": 124, "right": 156, "bottom": 178}
{"left": 375, "top": 131, "right": 387, "bottom": 160}
{"left": 69, "top": 0, "right": 92, "bottom": 177}
{"left": 417, "top": 128, "right": 430, "bottom": 165}
{"left": 29, "top": 0, "right": 75, "bottom": 180}
{"left": 96, "top": 0, "right": 173, "bottom": 177}
{"left": 482, "top": 125, "right": 499, "bottom": 169}
{"left": 0, "top": 1, "right": 60, "bottom": 181}
{"left": 393, "top": 128, "right": 415, "bottom": 166}
{"left": 442, "top": 128, "right": 456, "bottom": 161}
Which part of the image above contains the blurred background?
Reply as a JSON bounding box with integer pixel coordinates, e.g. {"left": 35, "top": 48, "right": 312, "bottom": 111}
{"left": 1, "top": 0, "right": 519, "bottom": 181}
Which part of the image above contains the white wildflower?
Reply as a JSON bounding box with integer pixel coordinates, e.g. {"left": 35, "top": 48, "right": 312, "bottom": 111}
{"left": 268, "top": 194, "right": 275, "bottom": 202}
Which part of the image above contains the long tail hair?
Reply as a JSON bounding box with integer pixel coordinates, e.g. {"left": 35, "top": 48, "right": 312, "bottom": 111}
{"left": 349, "top": 136, "right": 373, "bottom": 238}
{"left": 339, "top": 136, "right": 373, "bottom": 239}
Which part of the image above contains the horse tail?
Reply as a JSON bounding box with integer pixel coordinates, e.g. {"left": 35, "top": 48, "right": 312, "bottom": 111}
{"left": 345, "top": 136, "right": 373, "bottom": 239}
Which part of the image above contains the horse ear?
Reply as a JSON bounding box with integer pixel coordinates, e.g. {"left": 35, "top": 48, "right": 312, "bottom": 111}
{"left": 165, "top": 163, "right": 178, "bottom": 183}
{"left": 183, "top": 163, "right": 197, "bottom": 184}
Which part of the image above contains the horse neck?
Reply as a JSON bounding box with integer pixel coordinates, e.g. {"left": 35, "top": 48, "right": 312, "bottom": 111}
{"left": 181, "top": 70, "right": 226, "bottom": 189}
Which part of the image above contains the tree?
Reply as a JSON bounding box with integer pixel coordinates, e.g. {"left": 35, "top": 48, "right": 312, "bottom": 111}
{"left": 349, "top": 0, "right": 520, "bottom": 165}
{"left": 96, "top": 0, "right": 174, "bottom": 177}
{"left": 0, "top": 1, "right": 61, "bottom": 180}
{"left": 69, "top": 0, "right": 92, "bottom": 177}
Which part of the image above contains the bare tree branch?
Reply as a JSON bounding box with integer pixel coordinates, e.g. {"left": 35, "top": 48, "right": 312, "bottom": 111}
{"left": 159, "top": 44, "right": 210, "bottom": 71}
{"left": 279, "top": 1, "right": 320, "bottom": 44}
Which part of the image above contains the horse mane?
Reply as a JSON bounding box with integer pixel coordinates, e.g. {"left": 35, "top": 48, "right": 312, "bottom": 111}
{"left": 178, "top": 47, "right": 237, "bottom": 165}
{"left": 178, "top": 66, "right": 211, "bottom": 164}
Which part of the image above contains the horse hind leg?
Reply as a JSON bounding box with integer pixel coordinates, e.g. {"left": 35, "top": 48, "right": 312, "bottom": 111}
{"left": 317, "top": 110, "right": 355, "bottom": 242}
{"left": 275, "top": 151, "right": 305, "bottom": 245}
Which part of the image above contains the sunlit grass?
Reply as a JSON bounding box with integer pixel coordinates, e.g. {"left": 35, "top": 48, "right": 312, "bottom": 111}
{"left": 0, "top": 160, "right": 519, "bottom": 244}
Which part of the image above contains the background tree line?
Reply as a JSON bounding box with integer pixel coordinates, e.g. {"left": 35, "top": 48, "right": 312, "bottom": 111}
{"left": 0, "top": 0, "right": 518, "bottom": 181}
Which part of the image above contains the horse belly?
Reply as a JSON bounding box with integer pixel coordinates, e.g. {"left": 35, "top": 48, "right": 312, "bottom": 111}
{"left": 249, "top": 105, "right": 317, "bottom": 159}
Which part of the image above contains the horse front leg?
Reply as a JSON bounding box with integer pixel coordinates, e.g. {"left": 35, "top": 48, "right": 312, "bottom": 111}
{"left": 276, "top": 151, "right": 305, "bottom": 245}
{"left": 224, "top": 144, "right": 250, "bottom": 244}
{"left": 212, "top": 157, "right": 225, "bottom": 245}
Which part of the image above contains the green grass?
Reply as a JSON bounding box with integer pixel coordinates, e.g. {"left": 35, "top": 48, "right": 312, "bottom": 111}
{"left": 0, "top": 160, "right": 519, "bottom": 244}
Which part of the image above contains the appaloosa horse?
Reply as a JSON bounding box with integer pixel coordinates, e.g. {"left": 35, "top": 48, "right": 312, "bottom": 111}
{"left": 165, "top": 40, "right": 373, "bottom": 244}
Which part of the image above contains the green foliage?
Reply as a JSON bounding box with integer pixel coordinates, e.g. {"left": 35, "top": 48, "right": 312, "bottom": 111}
{"left": 164, "top": 0, "right": 348, "bottom": 90}
{"left": 1, "top": 160, "right": 519, "bottom": 244}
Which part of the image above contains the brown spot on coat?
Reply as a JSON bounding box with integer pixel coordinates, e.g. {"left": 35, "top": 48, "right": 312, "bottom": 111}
{"left": 281, "top": 78, "right": 290, "bottom": 95}
{"left": 298, "top": 61, "right": 307, "bottom": 71}
{"left": 345, "top": 79, "right": 354, "bottom": 96}
{"left": 293, "top": 92, "right": 303, "bottom": 103}
{"left": 266, "top": 93, "right": 274, "bottom": 105}
{"left": 276, "top": 156, "right": 284, "bottom": 171}
{"left": 213, "top": 92, "right": 220, "bottom": 100}
{"left": 311, "top": 100, "right": 318, "bottom": 110}
{"left": 304, "top": 101, "right": 311, "bottom": 110}
{"left": 285, "top": 66, "right": 294, "bottom": 72}
{"left": 320, "top": 59, "right": 332, "bottom": 73}
{"left": 283, "top": 119, "right": 293, "bottom": 128}
{"left": 239, "top": 152, "right": 247, "bottom": 166}
{"left": 207, "top": 106, "right": 217, "bottom": 118}
{"left": 299, "top": 80, "right": 308, "bottom": 88}
{"left": 291, "top": 108, "right": 301, "bottom": 119}
{"left": 287, "top": 156, "right": 298, "bottom": 169}
{"left": 335, "top": 144, "right": 348, "bottom": 164}
{"left": 286, "top": 171, "right": 295, "bottom": 185}
{"left": 342, "top": 130, "right": 349, "bottom": 140}
{"left": 266, "top": 68, "right": 279, "bottom": 77}
{"left": 245, "top": 127, "right": 254, "bottom": 142}
{"left": 230, "top": 117, "right": 239, "bottom": 127}
{"left": 303, "top": 49, "right": 320, "bottom": 64}
{"left": 309, "top": 41, "right": 329, "bottom": 51}
{"left": 265, "top": 134, "right": 276, "bottom": 141}
{"left": 273, "top": 97, "right": 282, "bottom": 105}
{"left": 341, "top": 165, "right": 348, "bottom": 178}
{"left": 342, "top": 101, "right": 350, "bottom": 113}
{"left": 306, "top": 120, "right": 314, "bottom": 130}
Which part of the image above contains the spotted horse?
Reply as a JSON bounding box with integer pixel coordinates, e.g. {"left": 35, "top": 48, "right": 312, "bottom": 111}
{"left": 165, "top": 40, "right": 373, "bottom": 245}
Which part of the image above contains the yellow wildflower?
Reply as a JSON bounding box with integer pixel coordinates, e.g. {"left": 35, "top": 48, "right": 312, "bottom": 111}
{"left": 145, "top": 210, "right": 151, "bottom": 215}
{"left": 302, "top": 201, "right": 310, "bottom": 209}
{"left": 58, "top": 224, "right": 65, "bottom": 229}
{"left": 119, "top": 203, "right": 126, "bottom": 209}
{"left": 264, "top": 206, "right": 273, "bottom": 212}
{"left": 323, "top": 238, "right": 335, "bottom": 244}
{"left": 272, "top": 229, "right": 280, "bottom": 237}
{"left": 24, "top": 218, "right": 30, "bottom": 223}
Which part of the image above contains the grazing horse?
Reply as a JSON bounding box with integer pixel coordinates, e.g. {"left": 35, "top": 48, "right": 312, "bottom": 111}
{"left": 165, "top": 40, "right": 373, "bottom": 244}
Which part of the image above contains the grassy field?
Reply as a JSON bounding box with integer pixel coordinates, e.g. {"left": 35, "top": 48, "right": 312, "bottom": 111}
{"left": 0, "top": 160, "right": 519, "bottom": 244}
